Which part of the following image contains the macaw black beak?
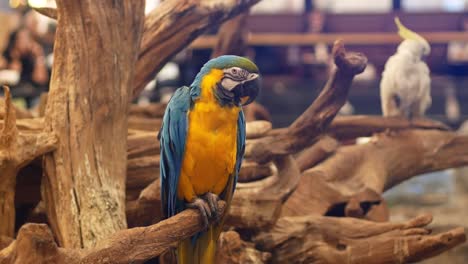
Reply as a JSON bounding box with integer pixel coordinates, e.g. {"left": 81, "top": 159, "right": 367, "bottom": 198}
{"left": 233, "top": 73, "right": 260, "bottom": 106}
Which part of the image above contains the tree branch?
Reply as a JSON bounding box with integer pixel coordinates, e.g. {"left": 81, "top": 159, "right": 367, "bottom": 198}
{"left": 253, "top": 214, "right": 466, "bottom": 263}
{"left": 283, "top": 129, "right": 468, "bottom": 220}
{"left": 0, "top": 202, "right": 227, "bottom": 264}
{"left": 328, "top": 115, "right": 450, "bottom": 140}
{"left": 42, "top": 0, "right": 145, "bottom": 248}
{"left": 227, "top": 154, "right": 301, "bottom": 229}
{"left": 0, "top": 86, "right": 57, "bottom": 237}
{"left": 133, "top": 0, "right": 261, "bottom": 99}
{"left": 247, "top": 41, "right": 367, "bottom": 164}
{"left": 295, "top": 136, "right": 339, "bottom": 172}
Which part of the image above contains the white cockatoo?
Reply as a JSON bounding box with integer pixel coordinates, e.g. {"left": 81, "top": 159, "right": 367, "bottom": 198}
{"left": 380, "top": 18, "right": 432, "bottom": 118}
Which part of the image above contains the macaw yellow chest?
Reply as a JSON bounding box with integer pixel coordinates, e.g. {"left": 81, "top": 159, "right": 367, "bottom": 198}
{"left": 177, "top": 70, "right": 240, "bottom": 202}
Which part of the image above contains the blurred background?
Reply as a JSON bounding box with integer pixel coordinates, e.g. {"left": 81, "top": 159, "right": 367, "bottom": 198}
{"left": 0, "top": 0, "right": 467, "bottom": 262}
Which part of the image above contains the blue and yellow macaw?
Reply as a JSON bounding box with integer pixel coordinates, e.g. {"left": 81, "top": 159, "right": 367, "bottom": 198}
{"left": 159, "top": 55, "right": 261, "bottom": 264}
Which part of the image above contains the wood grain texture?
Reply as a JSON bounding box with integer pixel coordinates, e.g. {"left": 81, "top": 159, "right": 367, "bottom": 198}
{"left": 283, "top": 129, "right": 468, "bottom": 220}
{"left": 0, "top": 87, "right": 56, "bottom": 237}
{"left": 254, "top": 214, "right": 466, "bottom": 263}
{"left": 0, "top": 202, "right": 227, "bottom": 264}
{"left": 247, "top": 41, "right": 367, "bottom": 164}
{"left": 41, "top": 0, "right": 145, "bottom": 248}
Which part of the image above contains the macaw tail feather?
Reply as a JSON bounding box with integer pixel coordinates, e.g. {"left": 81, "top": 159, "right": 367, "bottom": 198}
{"left": 177, "top": 226, "right": 217, "bottom": 264}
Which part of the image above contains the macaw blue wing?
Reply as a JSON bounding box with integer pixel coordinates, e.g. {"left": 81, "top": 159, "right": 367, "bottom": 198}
{"left": 159, "top": 86, "right": 191, "bottom": 218}
{"left": 234, "top": 110, "right": 246, "bottom": 191}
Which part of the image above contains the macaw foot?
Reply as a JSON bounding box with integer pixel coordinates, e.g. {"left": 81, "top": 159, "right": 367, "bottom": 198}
{"left": 202, "top": 192, "right": 220, "bottom": 221}
{"left": 187, "top": 198, "right": 212, "bottom": 230}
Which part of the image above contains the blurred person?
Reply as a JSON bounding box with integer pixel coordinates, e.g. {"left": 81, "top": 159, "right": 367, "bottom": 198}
{"left": 1, "top": 27, "right": 48, "bottom": 108}
{"left": 23, "top": 9, "right": 56, "bottom": 71}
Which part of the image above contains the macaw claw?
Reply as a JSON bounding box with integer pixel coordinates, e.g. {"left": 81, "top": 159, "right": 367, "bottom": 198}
{"left": 202, "top": 192, "right": 220, "bottom": 221}
{"left": 187, "top": 197, "right": 212, "bottom": 230}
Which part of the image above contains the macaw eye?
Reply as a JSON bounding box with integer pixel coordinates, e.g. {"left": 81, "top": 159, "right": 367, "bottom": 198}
{"left": 231, "top": 68, "right": 238, "bottom": 74}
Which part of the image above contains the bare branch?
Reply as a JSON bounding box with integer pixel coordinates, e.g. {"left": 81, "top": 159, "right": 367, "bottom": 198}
{"left": 254, "top": 214, "right": 466, "bottom": 263}
{"left": 133, "top": 0, "right": 261, "bottom": 98}
{"left": 0, "top": 202, "right": 226, "bottom": 263}
{"left": 0, "top": 87, "right": 56, "bottom": 237}
{"left": 329, "top": 115, "right": 450, "bottom": 140}
{"left": 247, "top": 41, "right": 367, "bottom": 164}
{"left": 284, "top": 129, "right": 468, "bottom": 220}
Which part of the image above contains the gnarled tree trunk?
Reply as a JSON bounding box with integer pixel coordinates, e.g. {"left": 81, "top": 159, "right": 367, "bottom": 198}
{"left": 41, "top": 0, "right": 145, "bottom": 248}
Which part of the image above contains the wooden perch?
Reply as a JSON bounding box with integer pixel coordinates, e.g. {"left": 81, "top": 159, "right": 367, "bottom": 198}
{"left": 125, "top": 153, "right": 299, "bottom": 230}
{"left": 253, "top": 214, "right": 466, "bottom": 263}
{"left": 247, "top": 41, "right": 367, "bottom": 164}
{"left": 126, "top": 179, "right": 162, "bottom": 227}
{"left": 283, "top": 129, "right": 468, "bottom": 220}
{"left": 133, "top": 0, "right": 261, "bottom": 98}
{"left": 237, "top": 161, "right": 273, "bottom": 182}
{"left": 0, "top": 202, "right": 227, "bottom": 264}
{"left": 295, "top": 136, "right": 339, "bottom": 172}
{"left": 227, "top": 154, "right": 301, "bottom": 229}
{"left": 328, "top": 115, "right": 450, "bottom": 140}
{"left": 216, "top": 231, "right": 271, "bottom": 263}
{"left": 0, "top": 87, "right": 56, "bottom": 237}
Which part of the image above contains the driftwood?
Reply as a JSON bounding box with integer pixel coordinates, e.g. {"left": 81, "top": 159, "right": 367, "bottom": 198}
{"left": 282, "top": 129, "right": 468, "bottom": 221}
{"left": 133, "top": 0, "right": 262, "bottom": 98}
{"left": 0, "top": 97, "right": 34, "bottom": 119}
{"left": 247, "top": 42, "right": 367, "bottom": 164}
{"left": 0, "top": 87, "right": 56, "bottom": 237}
{"left": 31, "top": 0, "right": 263, "bottom": 100}
{"left": 216, "top": 231, "right": 271, "bottom": 263}
{"left": 41, "top": 0, "right": 145, "bottom": 249}
{"left": 254, "top": 214, "right": 466, "bottom": 263}
{"left": 0, "top": 202, "right": 227, "bottom": 264}
{"left": 0, "top": 1, "right": 467, "bottom": 262}
{"left": 328, "top": 115, "right": 450, "bottom": 140}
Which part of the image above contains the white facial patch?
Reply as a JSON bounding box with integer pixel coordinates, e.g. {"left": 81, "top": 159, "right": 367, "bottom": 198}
{"left": 221, "top": 77, "right": 239, "bottom": 91}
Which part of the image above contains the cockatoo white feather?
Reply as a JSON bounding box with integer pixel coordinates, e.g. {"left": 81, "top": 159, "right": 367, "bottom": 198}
{"left": 380, "top": 18, "right": 432, "bottom": 118}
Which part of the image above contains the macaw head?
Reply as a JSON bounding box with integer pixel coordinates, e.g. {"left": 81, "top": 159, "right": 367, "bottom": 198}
{"left": 192, "top": 55, "right": 261, "bottom": 106}
{"left": 395, "top": 17, "right": 431, "bottom": 57}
